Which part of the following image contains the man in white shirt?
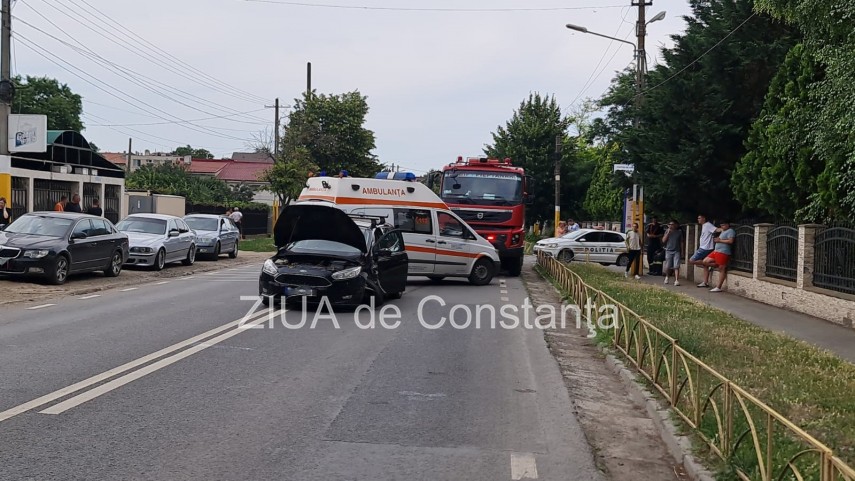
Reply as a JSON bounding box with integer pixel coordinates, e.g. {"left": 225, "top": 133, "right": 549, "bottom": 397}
{"left": 689, "top": 214, "right": 717, "bottom": 286}
{"left": 229, "top": 207, "right": 244, "bottom": 239}
{"left": 567, "top": 219, "right": 580, "bottom": 232}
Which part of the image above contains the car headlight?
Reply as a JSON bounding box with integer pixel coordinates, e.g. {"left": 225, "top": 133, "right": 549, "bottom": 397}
{"left": 545, "top": 243, "right": 558, "bottom": 248}
{"left": 331, "top": 266, "right": 361, "bottom": 280}
{"left": 23, "top": 249, "right": 49, "bottom": 258}
{"left": 130, "top": 246, "right": 154, "bottom": 254}
{"left": 262, "top": 259, "right": 278, "bottom": 276}
{"left": 198, "top": 236, "right": 215, "bottom": 244}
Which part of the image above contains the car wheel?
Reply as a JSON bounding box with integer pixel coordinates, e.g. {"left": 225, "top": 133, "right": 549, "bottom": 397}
{"left": 153, "top": 248, "right": 166, "bottom": 271}
{"left": 505, "top": 256, "right": 523, "bottom": 276}
{"left": 468, "top": 257, "right": 494, "bottom": 286}
{"left": 212, "top": 242, "right": 221, "bottom": 260}
{"left": 104, "top": 251, "right": 123, "bottom": 278}
{"left": 183, "top": 244, "right": 196, "bottom": 266}
{"left": 47, "top": 255, "right": 69, "bottom": 285}
{"left": 386, "top": 291, "right": 403, "bottom": 300}
{"left": 558, "top": 249, "right": 574, "bottom": 263}
{"left": 427, "top": 276, "right": 445, "bottom": 283}
{"left": 228, "top": 241, "right": 238, "bottom": 259}
{"left": 616, "top": 254, "right": 629, "bottom": 267}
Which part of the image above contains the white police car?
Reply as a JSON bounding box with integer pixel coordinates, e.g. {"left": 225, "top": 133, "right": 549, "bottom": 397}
{"left": 533, "top": 228, "right": 629, "bottom": 266}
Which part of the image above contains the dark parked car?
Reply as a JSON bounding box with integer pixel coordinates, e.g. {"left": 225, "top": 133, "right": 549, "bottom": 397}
{"left": 259, "top": 203, "right": 408, "bottom": 306}
{"left": 0, "top": 212, "right": 129, "bottom": 284}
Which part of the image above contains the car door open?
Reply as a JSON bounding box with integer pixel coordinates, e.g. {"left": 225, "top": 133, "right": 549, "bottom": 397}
{"left": 375, "top": 230, "right": 408, "bottom": 296}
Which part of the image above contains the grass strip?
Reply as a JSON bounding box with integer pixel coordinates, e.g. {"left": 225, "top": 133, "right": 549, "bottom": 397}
{"left": 239, "top": 237, "right": 275, "bottom": 252}
{"left": 562, "top": 263, "right": 855, "bottom": 470}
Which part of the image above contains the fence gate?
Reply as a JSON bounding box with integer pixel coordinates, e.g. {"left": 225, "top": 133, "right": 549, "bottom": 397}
{"left": 104, "top": 185, "right": 121, "bottom": 224}
{"left": 813, "top": 225, "right": 855, "bottom": 295}
{"left": 730, "top": 225, "right": 755, "bottom": 273}
{"left": 10, "top": 177, "right": 28, "bottom": 220}
{"left": 83, "top": 183, "right": 100, "bottom": 214}
{"left": 33, "top": 179, "right": 76, "bottom": 212}
{"left": 765, "top": 224, "right": 798, "bottom": 281}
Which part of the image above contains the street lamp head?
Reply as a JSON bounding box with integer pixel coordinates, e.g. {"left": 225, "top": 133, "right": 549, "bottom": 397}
{"left": 565, "top": 23, "right": 588, "bottom": 33}
{"left": 648, "top": 11, "right": 666, "bottom": 23}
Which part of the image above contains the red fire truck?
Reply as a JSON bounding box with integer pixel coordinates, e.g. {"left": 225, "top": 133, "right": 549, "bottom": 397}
{"left": 436, "top": 156, "right": 530, "bottom": 276}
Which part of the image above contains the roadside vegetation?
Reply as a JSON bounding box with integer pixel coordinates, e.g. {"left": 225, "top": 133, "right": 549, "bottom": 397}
{"left": 552, "top": 263, "right": 855, "bottom": 470}
{"left": 240, "top": 237, "right": 275, "bottom": 253}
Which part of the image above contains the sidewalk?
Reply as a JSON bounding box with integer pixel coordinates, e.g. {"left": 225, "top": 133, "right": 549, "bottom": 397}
{"left": 617, "top": 267, "right": 855, "bottom": 364}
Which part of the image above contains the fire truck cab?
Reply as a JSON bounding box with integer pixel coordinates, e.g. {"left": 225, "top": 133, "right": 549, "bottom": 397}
{"left": 438, "top": 157, "right": 530, "bottom": 276}
{"left": 295, "top": 176, "right": 500, "bottom": 286}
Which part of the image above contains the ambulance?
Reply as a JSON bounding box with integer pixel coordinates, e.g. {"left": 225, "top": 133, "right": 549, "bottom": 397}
{"left": 293, "top": 175, "right": 501, "bottom": 285}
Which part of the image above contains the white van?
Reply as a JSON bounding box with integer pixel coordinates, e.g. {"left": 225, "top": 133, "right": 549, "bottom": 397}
{"left": 294, "top": 176, "right": 501, "bottom": 285}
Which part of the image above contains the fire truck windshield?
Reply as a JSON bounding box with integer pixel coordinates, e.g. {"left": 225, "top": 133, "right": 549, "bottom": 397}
{"left": 441, "top": 171, "right": 523, "bottom": 205}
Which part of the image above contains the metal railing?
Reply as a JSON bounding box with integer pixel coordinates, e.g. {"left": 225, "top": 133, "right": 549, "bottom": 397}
{"left": 10, "top": 176, "right": 28, "bottom": 220}
{"left": 813, "top": 224, "right": 855, "bottom": 295}
{"left": 537, "top": 252, "right": 855, "bottom": 481}
{"left": 765, "top": 224, "right": 798, "bottom": 281}
{"left": 731, "top": 225, "right": 755, "bottom": 273}
{"left": 104, "top": 185, "right": 121, "bottom": 224}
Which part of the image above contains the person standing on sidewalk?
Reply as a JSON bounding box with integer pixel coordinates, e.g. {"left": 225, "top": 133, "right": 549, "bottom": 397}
{"left": 702, "top": 220, "right": 735, "bottom": 292}
{"left": 645, "top": 217, "right": 664, "bottom": 274}
{"left": 229, "top": 207, "right": 244, "bottom": 239}
{"left": 663, "top": 220, "right": 684, "bottom": 286}
{"left": 625, "top": 223, "right": 642, "bottom": 279}
{"left": 690, "top": 214, "right": 717, "bottom": 287}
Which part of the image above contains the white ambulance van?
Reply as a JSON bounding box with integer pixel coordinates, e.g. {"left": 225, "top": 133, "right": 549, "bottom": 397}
{"left": 294, "top": 176, "right": 500, "bottom": 285}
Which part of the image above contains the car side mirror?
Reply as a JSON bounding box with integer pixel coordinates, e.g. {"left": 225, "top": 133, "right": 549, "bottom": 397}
{"left": 577, "top": 238, "right": 586, "bottom": 242}
{"left": 524, "top": 193, "right": 534, "bottom": 205}
{"left": 168, "top": 229, "right": 180, "bottom": 237}
{"left": 71, "top": 232, "right": 87, "bottom": 240}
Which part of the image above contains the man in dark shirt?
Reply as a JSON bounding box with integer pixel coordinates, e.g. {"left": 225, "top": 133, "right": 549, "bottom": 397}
{"left": 86, "top": 198, "right": 103, "bottom": 217}
{"left": 645, "top": 217, "right": 664, "bottom": 274}
{"left": 65, "top": 193, "right": 83, "bottom": 213}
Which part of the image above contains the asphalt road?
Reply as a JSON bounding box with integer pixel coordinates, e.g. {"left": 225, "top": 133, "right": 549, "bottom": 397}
{"left": 0, "top": 263, "right": 603, "bottom": 481}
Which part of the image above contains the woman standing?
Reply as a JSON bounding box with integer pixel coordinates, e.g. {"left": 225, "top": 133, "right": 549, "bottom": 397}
{"left": 0, "top": 197, "right": 12, "bottom": 228}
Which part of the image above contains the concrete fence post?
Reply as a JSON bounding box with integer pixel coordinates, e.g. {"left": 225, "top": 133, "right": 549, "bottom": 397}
{"left": 754, "top": 224, "right": 773, "bottom": 280}
{"left": 797, "top": 224, "right": 824, "bottom": 289}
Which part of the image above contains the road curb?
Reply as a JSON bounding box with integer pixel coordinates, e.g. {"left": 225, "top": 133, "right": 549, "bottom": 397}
{"left": 601, "top": 350, "right": 717, "bottom": 481}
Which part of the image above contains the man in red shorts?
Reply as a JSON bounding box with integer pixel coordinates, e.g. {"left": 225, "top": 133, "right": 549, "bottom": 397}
{"left": 701, "top": 220, "right": 735, "bottom": 292}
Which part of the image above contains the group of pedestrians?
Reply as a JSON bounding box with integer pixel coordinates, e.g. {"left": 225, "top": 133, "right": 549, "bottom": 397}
{"left": 52, "top": 193, "right": 102, "bottom": 216}
{"left": 623, "top": 214, "right": 736, "bottom": 292}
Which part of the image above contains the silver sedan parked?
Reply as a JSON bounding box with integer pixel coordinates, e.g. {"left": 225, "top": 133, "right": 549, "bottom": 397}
{"left": 183, "top": 214, "right": 239, "bottom": 260}
{"left": 116, "top": 214, "right": 197, "bottom": 270}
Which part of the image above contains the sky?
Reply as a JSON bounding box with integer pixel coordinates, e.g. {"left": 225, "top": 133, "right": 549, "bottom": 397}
{"left": 11, "top": 0, "right": 693, "bottom": 174}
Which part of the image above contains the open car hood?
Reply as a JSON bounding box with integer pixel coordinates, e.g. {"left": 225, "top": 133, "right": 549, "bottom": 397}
{"left": 274, "top": 204, "right": 367, "bottom": 252}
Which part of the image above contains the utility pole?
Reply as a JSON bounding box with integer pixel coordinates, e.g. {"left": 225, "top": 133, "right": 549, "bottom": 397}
{"left": 0, "top": 0, "right": 12, "bottom": 156}
{"left": 126, "top": 138, "right": 132, "bottom": 173}
{"left": 273, "top": 97, "right": 280, "bottom": 158}
{"left": 633, "top": 0, "right": 651, "bottom": 121}
{"left": 553, "top": 134, "right": 562, "bottom": 237}
{"left": 306, "top": 62, "right": 312, "bottom": 97}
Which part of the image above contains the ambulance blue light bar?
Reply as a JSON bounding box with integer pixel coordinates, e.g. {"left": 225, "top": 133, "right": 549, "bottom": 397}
{"left": 375, "top": 171, "right": 416, "bottom": 181}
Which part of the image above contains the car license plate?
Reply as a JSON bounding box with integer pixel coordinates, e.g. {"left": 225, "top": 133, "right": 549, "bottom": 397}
{"left": 198, "top": 248, "right": 208, "bottom": 253}
{"left": 284, "top": 286, "right": 314, "bottom": 297}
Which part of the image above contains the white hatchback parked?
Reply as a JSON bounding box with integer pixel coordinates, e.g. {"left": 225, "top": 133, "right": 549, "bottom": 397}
{"left": 533, "top": 228, "right": 629, "bottom": 266}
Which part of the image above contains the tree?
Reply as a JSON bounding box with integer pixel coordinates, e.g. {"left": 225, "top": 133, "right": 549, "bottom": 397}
{"left": 12, "top": 75, "right": 83, "bottom": 131}
{"left": 245, "top": 127, "right": 275, "bottom": 156}
{"left": 173, "top": 145, "right": 214, "bottom": 159}
{"left": 597, "top": 0, "right": 797, "bottom": 221}
{"left": 229, "top": 183, "right": 257, "bottom": 203}
{"left": 126, "top": 163, "right": 232, "bottom": 205}
{"left": 584, "top": 143, "right": 624, "bottom": 220}
{"left": 279, "top": 91, "right": 381, "bottom": 177}
{"left": 258, "top": 147, "right": 318, "bottom": 203}
{"left": 485, "top": 93, "right": 573, "bottom": 222}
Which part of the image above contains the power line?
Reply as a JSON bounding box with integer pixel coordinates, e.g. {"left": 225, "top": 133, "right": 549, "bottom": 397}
{"left": 243, "top": 0, "right": 625, "bottom": 12}
{"left": 86, "top": 109, "right": 269, "bottom": 128}
{"left": 73, "top": 0, "right": 268, "bottom": 105}
{"left": 616, "top": 12, "right": 757, "bottom": 109}
{"left": 13, "top": 33, "right": 254, "bottom": 144}
{"left": 13, "top": 13, "right": 270, "bottom": 129}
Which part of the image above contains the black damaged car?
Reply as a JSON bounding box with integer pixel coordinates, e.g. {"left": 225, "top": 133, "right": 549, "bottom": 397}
{"left": 259, "top": 203, "right": 408, "bottom": 306}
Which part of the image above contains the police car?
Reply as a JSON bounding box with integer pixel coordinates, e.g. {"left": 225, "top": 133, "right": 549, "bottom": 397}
{"left": 533, "top": 228, "right": 629, "bottom": 266}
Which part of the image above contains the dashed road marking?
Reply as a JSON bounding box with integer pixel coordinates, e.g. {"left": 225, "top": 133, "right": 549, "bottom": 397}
{"left": 119, "top": 287, "right": 138, "bottom": 292}
{"left": 78, "top": 294, "right": 101, "bottom": 300}
{"left": 154, "top": 281, "right": 169, "bottom": 285}
{"left": 27, "top": 304, "right": 55, "bottom": 310}
{"left": 510, "top": 453, "right": 538, "bottom": 480}
{"left": 501, "top": 297, "right": 509, "bottom": 302}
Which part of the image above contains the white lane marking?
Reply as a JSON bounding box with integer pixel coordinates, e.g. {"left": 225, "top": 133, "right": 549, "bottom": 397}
{"left": 119, "top": 287, "right": 138, "bottom": 292}
{"left": 500, "top": 289, "right": 508, "bottom": 294}
{"left": 27, "top": 304, "right": 55, "bottom": 310}
{"left": 178, "top": 276, "right": 195, "bottom": 280}
{"left": 154, "top": 281, "right": 169, "bottom": 285}
{"left": 0, "top": 309, "right": 274, "bottom": 423}
{"left": 510, "top": 453, "right": 538, "bottom": 480}
{"left": 78, "top": 294, "right": 101, "bottom": 300}
{"left": 40, "top": 310, "right": 282, "bottom": 415}
{"left": 195, "top": 342, "right": 254, "bottom": 351}
{"left": 501, "top": 297, "right": 509, "bottom": 302}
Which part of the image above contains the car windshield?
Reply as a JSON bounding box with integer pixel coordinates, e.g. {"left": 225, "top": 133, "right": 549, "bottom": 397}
{"left": 3, "top": 215, "right": 73, "bottom": 237}
{"left": 184, "top": 217, "right": 219, "bottom": 231}
{"left": 441, "top": 171, "right": 523, "bottom": 206}
{"left": 116, "top": 218, "right": 167, "bottom": 235}
{"left": 561, "top": 230, "right": 586, "bottom": 240}
{"left": 285, "top": 239, "right": 362, "bottom": 256}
